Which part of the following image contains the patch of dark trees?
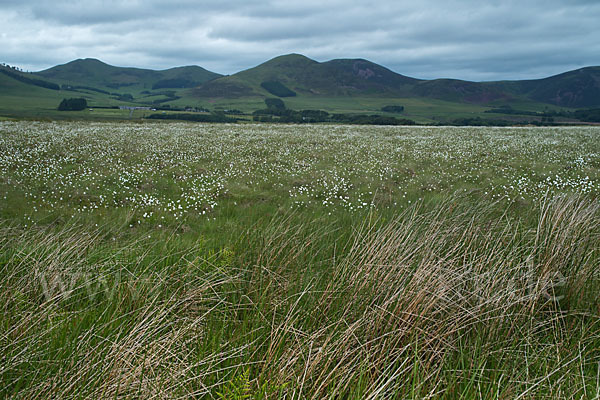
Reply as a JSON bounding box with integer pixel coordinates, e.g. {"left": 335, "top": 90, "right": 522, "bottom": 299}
{"left": 260, "top": 81, "right": 297, "bottom": 97}
{"left": 264, "top": 98, "right": 286, "bottom": 110}
{"left": 152, "top": 78, "right": 199, "bottom": 90}
{"left": 0, "top": 68, "right": 60, "bottom": 90}
{"left": 58, "top": 98, "right": 88, "bottom": 111}
{"left": 381, "top": 105, "right": 404, "bottom": 113}
{"left": 253, "top": 99, "right": 414, "bottom": 125}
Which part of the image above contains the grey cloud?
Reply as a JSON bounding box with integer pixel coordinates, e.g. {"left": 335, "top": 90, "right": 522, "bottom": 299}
{"left": 0, "top": 0, "right": 599, "bottom": 80}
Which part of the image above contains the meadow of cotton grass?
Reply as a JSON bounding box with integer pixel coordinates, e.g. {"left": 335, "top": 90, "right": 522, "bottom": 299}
{"left": 0, "top": 121, "right": 599, "bottom": 398}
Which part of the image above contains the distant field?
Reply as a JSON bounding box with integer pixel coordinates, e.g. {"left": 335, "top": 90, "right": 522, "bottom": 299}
{"left": 1, "top": 122, "right": 599, "bottom": 398}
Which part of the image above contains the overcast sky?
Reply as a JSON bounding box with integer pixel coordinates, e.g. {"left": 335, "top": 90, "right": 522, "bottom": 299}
{"left": 1, "top": 0, "right": 599, "bottom": 81}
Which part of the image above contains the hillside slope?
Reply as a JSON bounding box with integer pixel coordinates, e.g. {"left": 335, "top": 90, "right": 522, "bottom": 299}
{"left": 0, "top": 66, "right": 79, "bottom": 117}
{"left": 191, "top": 54, "right": 600, "bottom": 108}
{"left": 191, "top": 54, "right": 420, "bottom": 98}
{"left": 499, "top": 67, "right": 600, "bottom": 108}
{"left": 35, "top": 58, "right": 222, "bottom": 91}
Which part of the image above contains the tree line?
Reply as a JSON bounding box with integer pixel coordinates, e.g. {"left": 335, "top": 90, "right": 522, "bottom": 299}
{"left": 0, "top": 67, "right": 60, "bottom": 90}
{"left": 252, "top": 99, "right": 414, "bottom": 125}
{"left": 58, "top": 98, "right": 88, "bottom": 111}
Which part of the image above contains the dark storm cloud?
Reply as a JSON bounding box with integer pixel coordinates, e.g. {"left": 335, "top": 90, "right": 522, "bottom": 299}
{"left": 1, "top": 0, "right": 599, "bottom": 80}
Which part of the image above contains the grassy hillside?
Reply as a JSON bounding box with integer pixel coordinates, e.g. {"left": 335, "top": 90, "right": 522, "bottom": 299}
{"left": 192, "top": 54, "right": 421, "bottom": 98}
{"left": 2, "top": 55, "right": 599, "bottom": 122}
{"left": 0, "top": 62, "right": 222, "bottom": 120}
{"left": 481, "top": 67, "right": 600, "bottom": 108}
{"left": 516, "top": 67, "right": 600, "bottom": 107}
{"left": 190, "top": 53, "right": 600, "bottom": 110}
{"left": 411, "top": 78, "right": 513, "bottom": 103}
{"left": 0, "top": 66, "right": 160, "bottom": 120}
{"left": 0, "top": 68, "right": 77, "bottom": 118}
{"left": 36, "top": 58, "right": 221, "bottom": 93}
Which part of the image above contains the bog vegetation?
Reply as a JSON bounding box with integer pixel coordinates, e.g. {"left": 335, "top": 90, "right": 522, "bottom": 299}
{"left": 0, "top": 121, "right": 599, "bottom": 398}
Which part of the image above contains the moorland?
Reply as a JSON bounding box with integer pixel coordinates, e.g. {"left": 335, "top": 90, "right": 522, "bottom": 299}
{"left": 1, "top": 121, "right": 599, "bottom": 398}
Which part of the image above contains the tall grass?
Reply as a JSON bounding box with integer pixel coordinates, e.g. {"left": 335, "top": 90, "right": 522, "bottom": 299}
{"left": 1, "top": 194, "right": 599, "bottom": 398}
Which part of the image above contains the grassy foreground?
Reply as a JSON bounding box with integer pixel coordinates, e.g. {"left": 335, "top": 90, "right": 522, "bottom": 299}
{"left": 0, "top": 122, "right": 599, "bottom": 398}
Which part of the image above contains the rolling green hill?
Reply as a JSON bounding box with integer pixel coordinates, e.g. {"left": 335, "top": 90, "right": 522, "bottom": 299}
{"left": 0, "top": 60, "right": 224, "bottom": 119}
{"left": 490, "top": 66, "right": 600, "bottom": 108}
{"left": 407, "top": 69, "right": 600, "bottom": 107}
{"left": 192, "top": 54, "right": 421, "bottom": 98}
{"left": 0, "top": 65, "right": 82, "bottom": 118}
{"left": 190, "top": 54, "right": 600, "bottom": 109}
{"left": 1, "top": 55, "right": 600, "bottom": 122}
{"left": 0, "top": 64, "right": 179, "bottom": 120}
{"left": 35, "top": 58, "right": 222, "bottom": 92}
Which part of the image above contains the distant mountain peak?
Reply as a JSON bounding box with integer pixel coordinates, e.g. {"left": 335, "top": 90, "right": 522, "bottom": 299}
{"left": 63, "top": 58, "right": 109, "bottom": 67}
{"left": 272, "top": 53, "right": 315, "bottom": 61}
{"left": 78, "top": 58, "right": 104, "bottom": 63}
{"left": 257, "top": 53, "right": 319, "bottom": 68}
